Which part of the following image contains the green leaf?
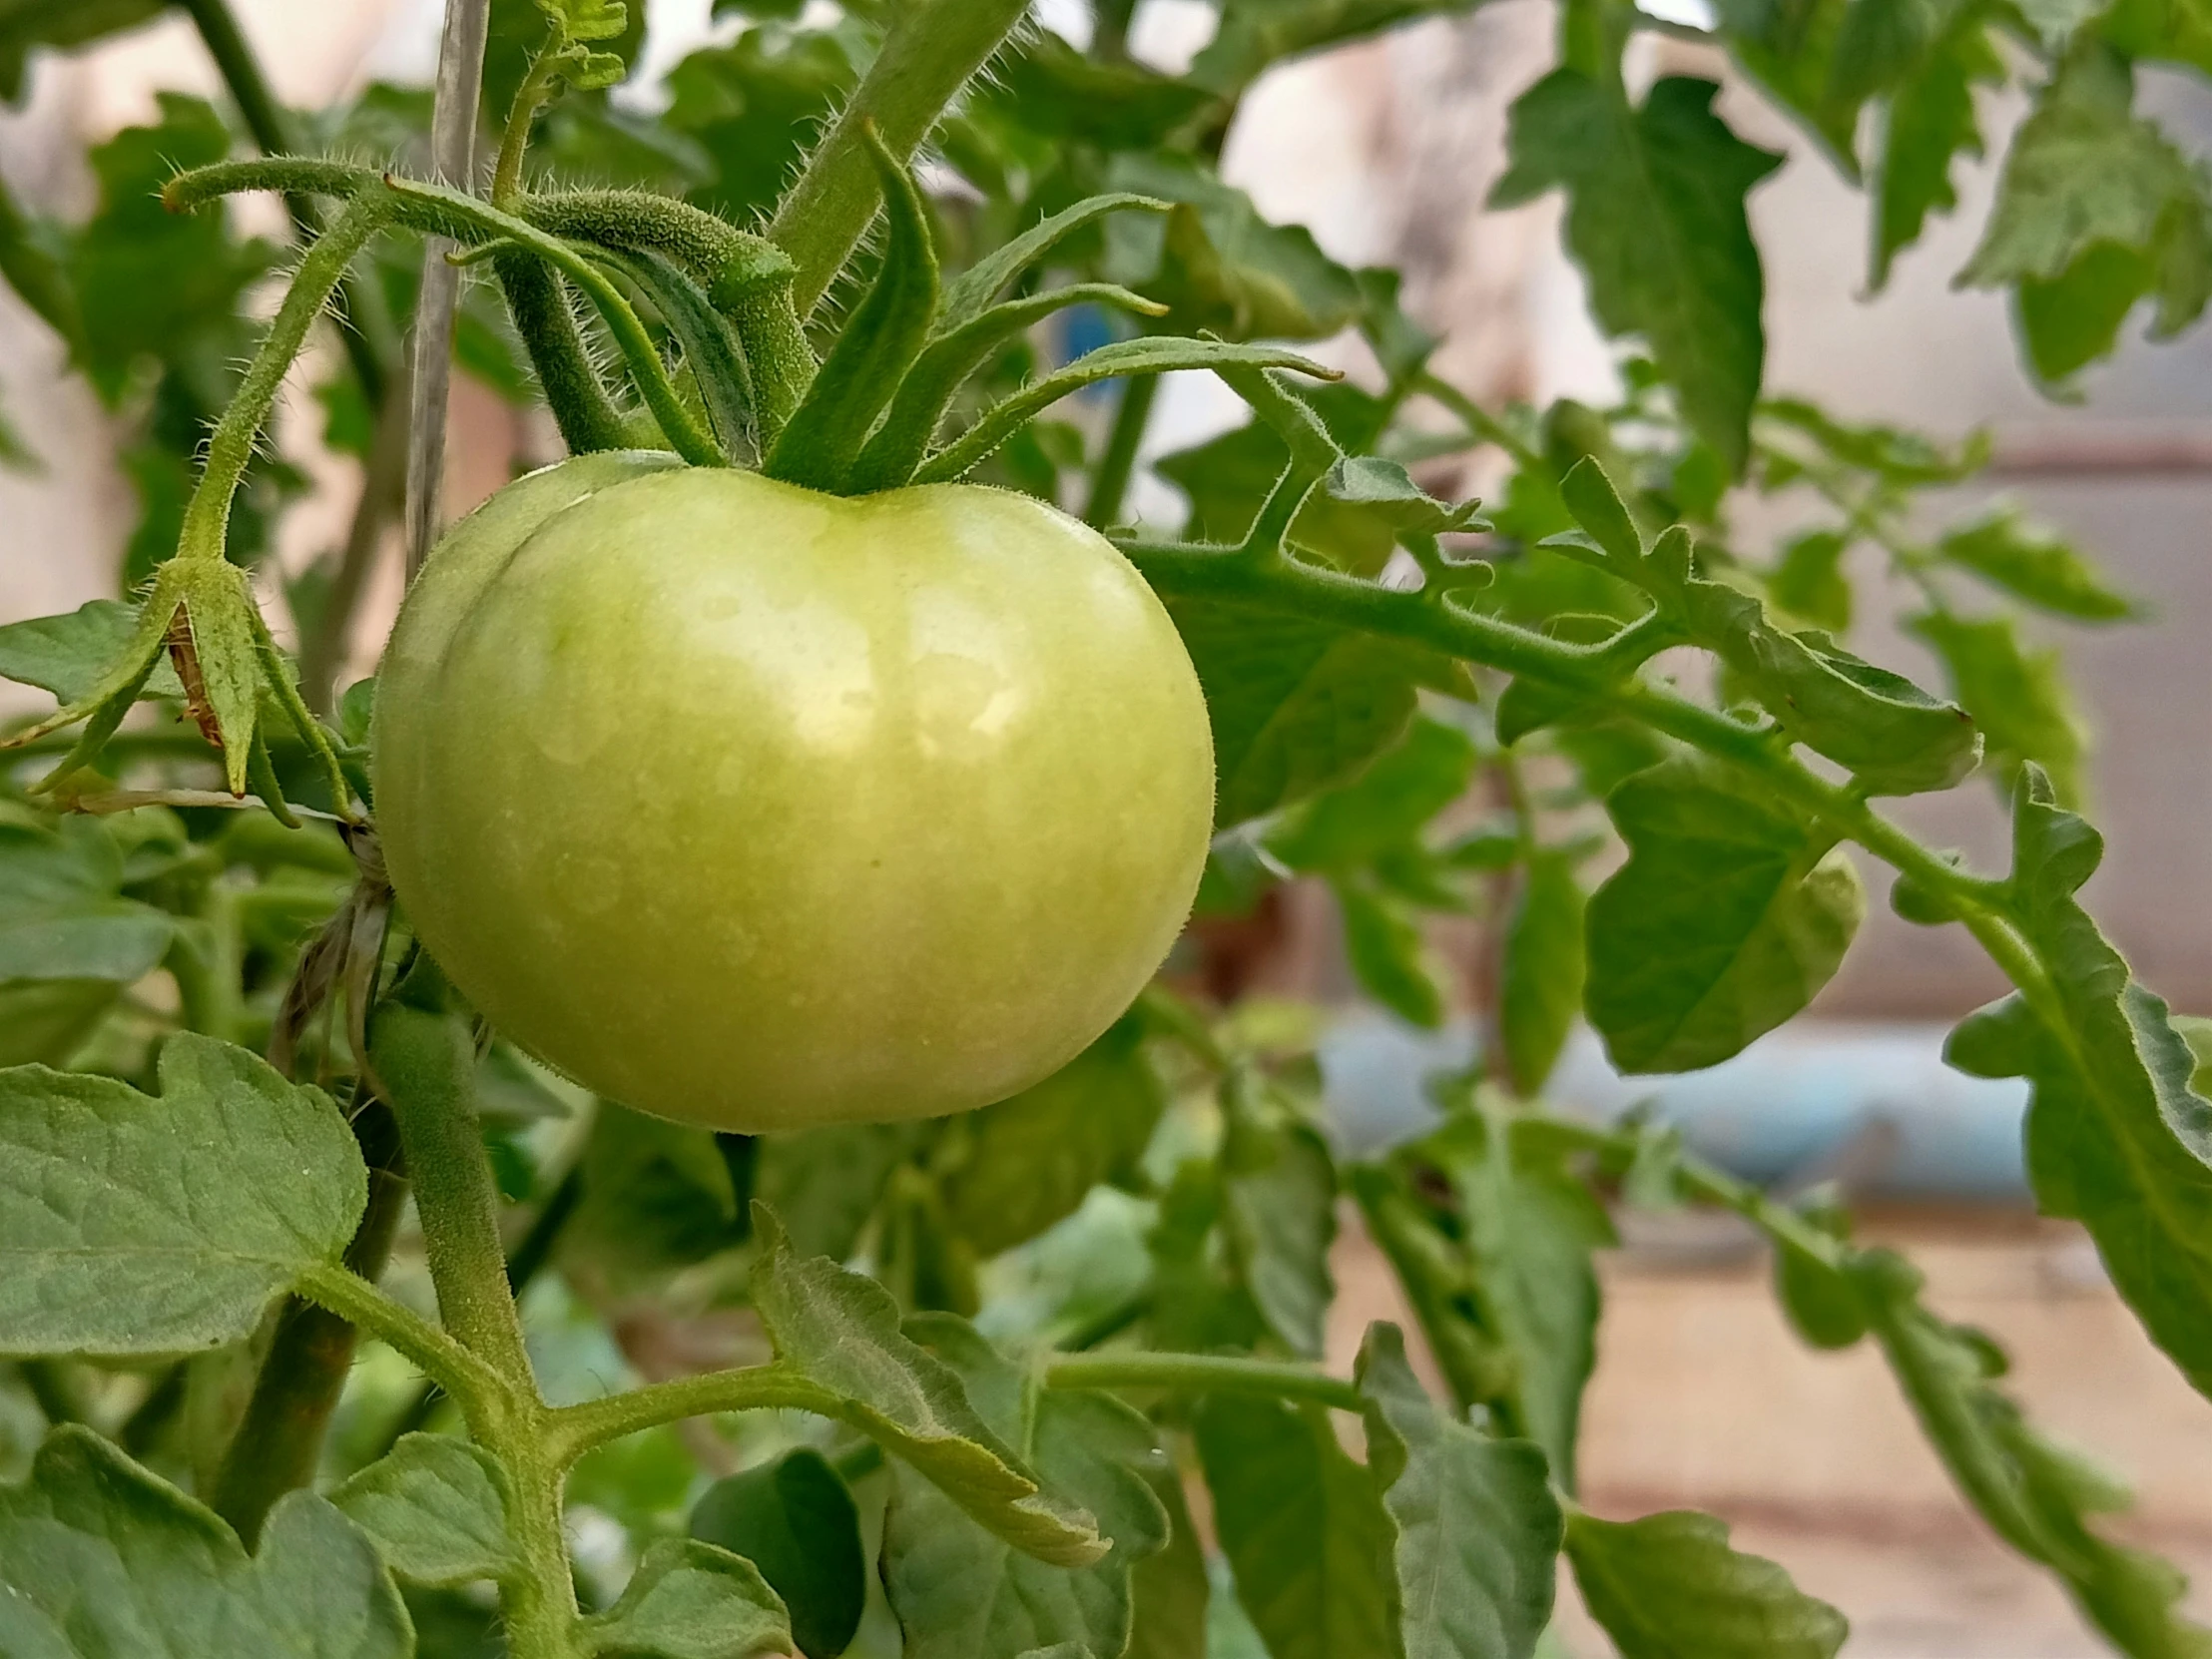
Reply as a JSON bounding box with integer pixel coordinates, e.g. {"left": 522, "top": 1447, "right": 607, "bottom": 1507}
{"left": 1500, "top": 852, "right": 1586, "bottom": 1098}
{"left": 940, "top": 194, "right": 1171, "bottom": 332}
{"left": 1853, "top": 1248, "right": 2212, "bottom": 1657}
{"left": 1941, "top": 770, "right": 2212, "bottom": 1397}
{"left": 0, "top": 1032, "right": 364, "bottom": 1357}
{"left": 1172, "top": 601, "right": 1422, "bottom": 830}
{"left": 578, "top": 1538, "right": 795, "bottom": 1659}
{"left": 1127, "top": 1458, "right": 1210, "bottom": 1659}
{"left": 749, "top": 1206, "right": 1108, "bottom": 1567}
{"left": 1869, "top": 17, "right": 2002, "bottom": 287}
{"left": 1564, "top": 1508, "right": 1848, "bottom": 1658}
{"left": 977, "top": 35, "right": 1219, "bottom": 152}
{"left": 881, "top": 1317, "right": 1170, "bottom": 1659}
{"left": 1356, "top": 1323, "right": 1563, "bottom": 1659}
{"left": 691, "top": 1448, "right": 865, "bottom": 1659}
{"left": 1222, "top": 1113, "right": 1338, "bottom": 1359}
{"left": 1189, "top": 0, "right": 1485, "bottom": 94}
{"left": 1492, "top": 75, "right": 1782, "bottom": 473}
{"left": 1766, "top": 528, "right": 1852, "bottom": 632}
{"left": 942, "top": 1016, "right": 1165, "bottom": 1258}
{"left": 0, "top": 599, "right": 183, "bottom": 702}
{"left": 1268, "top": 716, "right": 1480, "bottom": 873}
{"left": 752, "top": 1121, "right": 918, "bottom": 1264}
{"left": 0, "top": 1423, "right": 410, "bottom": 1655}
{"left": 1336, "top": 876, "right": 1451, "bottom": 1028}
{"left": 0, "top": 815, "right": 173, "bottom": 989}
{"left": 852, "top": 281, "right": 1167, "bottom": 492}
{"left": 0, "top": 0, "right": 166, "bottom": 101}
{"left": 917, "top": 336, "right": 1333, "bottom": 485}
{"left": 1104, "top": 153, "right": 1364, "bottom": 341}
{"left": 1909, "top": 611, "right": 2087, "bottom": 806}
{"left": 1586, "top": 758, "right": 1865, "bottom": 1074}
{"left": 1196, "top": 1393, "right": 1398, "bottom": 1659}
{"left": 331, "top": 1433, "right": 516, "bottom": 1589}
{"left": 564, "top": 1101, "right": 744, "bottom": 1291}
{"left": 1934, "top": 507, "right": 2139, "bottom": 620}
{"left": 1424, "top": 1112, "right": 1612, "bottom": 1480}
{"left": 1957, "top": 42, "right": 2211, "bottom": 381}
{"left": 766, "top": 132, "right": 938, "bottom": 493}
{"left": 1769, "top": 1200, "right": 1866, "bottom": 1350}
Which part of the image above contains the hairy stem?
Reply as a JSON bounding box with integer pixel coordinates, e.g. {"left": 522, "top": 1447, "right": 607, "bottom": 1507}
{"left": 544, "top": 1367, "right": 843, "bottom": 1468}
{"left": 1041, "top": 1350, "right": 1367, "bottom": 1411}
{"left": 209, "top": 1098, "right": 407, "bottom": 1544}
{"left": 495, "top": 252, "right": 634, "bottom": 454}
{"left": 1085, "top": 374, "right": 1157, "bottom": 528}
{"left": 178, "top": 191, "right": 393, "bottom": 566}
{"left": 769, "top": 0, "right": 1033, "bottom": 315}
{"left": 178, "top": 0, "right": 392, "bottom": 407}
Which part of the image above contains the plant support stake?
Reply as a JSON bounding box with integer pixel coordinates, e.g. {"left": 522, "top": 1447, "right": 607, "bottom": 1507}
{"left": 405, "top": 0, "right": 492, "bottom": 578}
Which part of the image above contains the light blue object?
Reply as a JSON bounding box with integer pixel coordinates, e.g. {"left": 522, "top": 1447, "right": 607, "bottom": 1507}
{"left": 1316, "top": 1016, "right": 2031, "bottom": 1201}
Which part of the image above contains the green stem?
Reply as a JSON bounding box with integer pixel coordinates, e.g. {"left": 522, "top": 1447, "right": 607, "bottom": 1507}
{"left": 293, "top": 1260, "right": 504, "bottom": 1407}
{"left": 178, "top": 191, "right": 392, "bottom": 566}
{"left": 1085, "top": 374, "right": 1157, "bottom": 528}
{"left": 492, "top": 49, "right": 563, "bottom": 209}
{"left": 178, "top": 0, "right": 392, "bottom": 407}
{"left": 1117, "top": 539, "right": 2016, "bottom": 926}
{"left": 496, "top": 252, "right": 634, "bottom": 454}
{"left": 168, "top": 877, "right": 245, "bottom": 1044}
{"left": 383, "top": 179, "right": 727, "bottom": 467}
{"left": 768, "top": 0, "right": 1033, "bottom": 316}
{"left": 209, "top": 1097, "right": 407, "bottom": 1544}
{"left": 545, "top": 1367, "right": 841, "bottom": 1468}
{"left": 356, "top": 1003, "right": 580, "bottom": 1658}
{"left": 367, "top": 1008, "right": 533, "bottom": 1382}
{"left": 1093, "top": 0, "right": 1139, "bottom": 60}
{"left": 1041, "top": 1351, "right": 1366, "bottom": 1412}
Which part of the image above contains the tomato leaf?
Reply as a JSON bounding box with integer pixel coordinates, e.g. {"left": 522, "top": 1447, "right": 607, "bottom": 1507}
{"left": 942, "top": 1016, "right": 1166, "bottom": 1258}
{"left": 1956, "top": 41, "right": 2212, "bottom": 382}
{"left": 1909, "top": 611, "right": 2087, "bottom": 806}
{"left": 1196, "top": 1393, "right": 1399, "bottom": 1659}
{"left": 1933, "top": 507, "right": 2139, "bottom": 621}
{"left": 0, "top": 1032, "right": 364, "bottom": 1357}
{"left": 1868, "top": 14, "right": 2003, "bottom": 288}
{"left": 577, "top": 1538, "right": 796, "bottom": 1659}
{"left": 563, "top": 1101, "right": 744, "bottom": 1292}
{"left": 1500, "top": 852, "right": 1587, "bottom": 1098}
{"left": 0, "top": 1424, "right": 411, "bottom": 1654}
{"left": 1492, "top": 75, "right": 1782, "bottom": 473}
{"left": 753, "top": 1122, "right": 920, "bottom": 1264}
{"left": 332, "top": 1434, "right": 517, "bottom": 1589}
{"left": 0, "top": 814, "right": 173, "bottom": 996}
{"left": 1564, "top": 1507, "right": 1847, "bottom": 1658}
{"left": 1169, "top": 601, "right": 1422, "bottom": 830}
{"left": 881, "top": 1316, "right": 1170, "bottom": 1659}
{"left": 1585, "top": 756, "right": 1866, "bottom": 1074}
{"left": 1268, "top": 716, "right": 1480, "bottom": 873}
{"left": 1942, "top": 769, "right": 2212, "bottom": 1397}
{"left": 692, "top": 1448, "right": 866, "bottom": 1659}
{"left": 1126, "top": 1457, "right": 1210, "bottom": 1659}
{"left": 749, "top": 1206, "right": 1109, "bottom": 1567}
{"left": 1355, "top": 1323, "right": 1563, "bottom": 1659}
{"left": 1852, "top": 1247, "right": 2212, "bottom": 1655}
{"left": 1222, "top": 1111, "right": 1338, "bottom": 1359}
{"left": 0, "top": 599, "right": 184, "bottom": 703}
{"left": 1103, "top": 153, "right": 1364, "bottom": 341}
{"left": 1420, "top": 1112, "right": 1612, "bottom": 1481}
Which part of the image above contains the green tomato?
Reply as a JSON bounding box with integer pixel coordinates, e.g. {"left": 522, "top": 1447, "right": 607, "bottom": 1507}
{"left": 372, "top": 456, "right": 1215, "bottom": 1132}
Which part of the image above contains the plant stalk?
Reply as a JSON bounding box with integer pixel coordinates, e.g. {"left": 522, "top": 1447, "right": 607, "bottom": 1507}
{"left": 209, "top": 1098, "right": 407, "bottom": 1544}
{"left": 769, "top": 0, "right": 1033, "bottom": 315}
{"left": 1085, "top": 373, "right": 1157, "bottom": 528}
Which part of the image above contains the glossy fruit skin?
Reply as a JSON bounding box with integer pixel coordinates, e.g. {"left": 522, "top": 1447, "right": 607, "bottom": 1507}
{"left": 372, "top": 456, "right": 1215, "bottom": 1132}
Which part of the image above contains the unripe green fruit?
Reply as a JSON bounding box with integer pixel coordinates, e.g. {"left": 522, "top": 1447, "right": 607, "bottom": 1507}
{"left": 372, "top": 455, "right": 1214, "bottom": 1132}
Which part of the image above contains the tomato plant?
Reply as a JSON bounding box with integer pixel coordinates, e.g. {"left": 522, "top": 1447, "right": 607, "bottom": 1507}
{"left": 0, "top": 0, "right": 2203, "bottom": 1657}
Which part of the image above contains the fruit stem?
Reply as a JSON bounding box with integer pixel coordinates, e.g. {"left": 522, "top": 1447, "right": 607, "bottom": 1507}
{"left": 176, "top": 189, "right": 393, "bottom": 566}
{"left": 768, "top": 0, "right": 1032, "bottom": 316}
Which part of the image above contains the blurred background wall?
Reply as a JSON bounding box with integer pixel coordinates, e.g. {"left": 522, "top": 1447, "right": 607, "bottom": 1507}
{"left": 4, "top": 3, "right": 2210, "bottom": 1650}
